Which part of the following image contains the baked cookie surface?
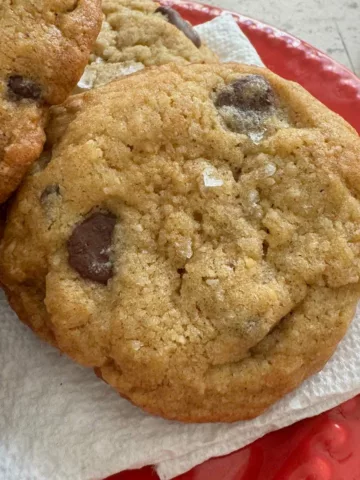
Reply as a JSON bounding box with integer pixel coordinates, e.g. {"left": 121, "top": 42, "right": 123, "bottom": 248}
{"left": 0, "top": 0, "right": 102, "bottom": 202}
{"left": 77, "top": 0, "right": 217, "bottom": 91}
{"left": 2, "top": 63, "right": 360, "bottom": 422}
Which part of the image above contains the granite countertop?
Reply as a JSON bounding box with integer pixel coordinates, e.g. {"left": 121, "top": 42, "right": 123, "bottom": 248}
{"left": 206, "top": 0, "right": 359, "bottom": 76}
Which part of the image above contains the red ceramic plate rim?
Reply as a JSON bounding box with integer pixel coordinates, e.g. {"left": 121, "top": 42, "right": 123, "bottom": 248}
{"left": 167, "top": 0, "right": 359, "bottom": 77}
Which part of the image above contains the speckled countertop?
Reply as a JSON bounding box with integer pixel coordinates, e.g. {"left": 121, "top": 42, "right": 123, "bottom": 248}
{"left": 206, "top": 0, "right": 360, "bottom": 76}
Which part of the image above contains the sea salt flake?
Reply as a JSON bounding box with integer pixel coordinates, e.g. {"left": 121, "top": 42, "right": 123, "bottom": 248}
{"left": 77, "top": 67, "right": 96, "bottom": 90}
{"left": 184, "top": 240, "right": 193, "bottom": 259}
{"left": 248, "top": 189, "right": 260, "bottom": 204}
{"left": 248, "top": 131, "right": 265, "bottom": 144}
{"left": 131, "top": 340, "right": 143, "bottom": 351}
{"left": 118, "top": 63, "right": 144, "bottom": 76}
{"left": 263, "top": 163, "right": 276, "bottom": 177}
{"left": 203, "top": 167, "right": 223, "bottom": 187}
{"left": 90, "top": 261, "right": 112, "bottom": 275}
{"left": 175, "top": 240, "right": 193, "bottom": 259}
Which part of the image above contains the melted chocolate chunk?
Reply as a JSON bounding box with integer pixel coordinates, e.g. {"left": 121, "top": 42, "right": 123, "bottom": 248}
{"left": 40, "top": 184, "right": 60, "bottom": 203}
{"left": 37, "top": 151, "right": 53, "bottom": 171}
{"left": 215, "top": 75, "right": 275, "bottom": 111}
{"left": 215, "top": 75, "right": 277, "bottom": 134}
{"left": 155, "top": 6, "right": 201, "bottom": 48}
{"left": 30, "top": 151, "right": 53, "bottom": 175}
{"left": 67, "top": 212, "right": 116, "bottom": 285}
{"left": 7, "top": 75, "right": 42, "bottom": 101}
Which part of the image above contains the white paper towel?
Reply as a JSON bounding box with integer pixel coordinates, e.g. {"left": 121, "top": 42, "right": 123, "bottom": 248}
{"left": 1, "top": 13, "right": 360, "bottom": 480}
{"left": 195, "top": 13, "right": 264, "bottom": 65}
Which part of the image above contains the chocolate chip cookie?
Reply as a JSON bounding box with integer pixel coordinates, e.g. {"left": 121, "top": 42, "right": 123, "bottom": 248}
{"left": 0, "top": 0, "right": 102, "bottom": 203}
{"left": 0, "top": 202, "right": 7, "bottom": 241}
{"left": 2, "top": 63, "right": 360, "bottom": 422}
{"left": 76, "top": 0, "right": 217, "bottom": 91}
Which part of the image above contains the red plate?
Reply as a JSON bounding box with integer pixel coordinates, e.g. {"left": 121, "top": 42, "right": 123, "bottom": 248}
{"left": 106, "top": 2, "right": 360, "bottom": 479}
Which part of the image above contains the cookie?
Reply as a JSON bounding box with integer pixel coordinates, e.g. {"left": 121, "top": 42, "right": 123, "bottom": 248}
{"left": 2, "top": 63, "right": 360, "bottom": 423}
{"left": 76, "top": 0, "right": 217, "bottom": 91}
{"left": 0, "top": 202, "right": 7, "bottom": 241}
{"left": 0, "top": 0, "right": 102, "bottom": 203}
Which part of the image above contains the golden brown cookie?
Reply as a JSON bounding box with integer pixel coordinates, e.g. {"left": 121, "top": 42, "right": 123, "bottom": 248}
{"left": 0, "top": 202, "right": 7, "bottom": 241}
{"left": 0, "top": 0, "right": 102, "bottom": 203}
{"left": 76, "top": 0, "right": 217, "bottom": 91}
{"left": 2, "top": 63, "right": 360, "bottom": 422}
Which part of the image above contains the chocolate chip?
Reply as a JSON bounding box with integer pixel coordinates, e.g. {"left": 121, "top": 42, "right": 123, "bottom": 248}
{"left": 177, "top": 268, "right": 186, "bottom": 277}
{"left": 38, "top": 151, "right": 53, "bottom": 169}
{"left": 31, "top": 151, "right": 53, "bottom": 175}
{"left": 7, "top": 75, "right": 42, "bottom": 101}
{"left": 263, "top": 239, "right": 269, "bottom": 256}
{"left": 155, "top": 6, "right": 201, "bottom": 48}
{"left": 67, "top": 212, "right": 116, "bottom": 285}
{"left": 215, "top": 75, "right": 277, "bottom": 134}
{"left": 215, "top": 75, "right": 275, "bottom": 111}
{"left": 40, "top": 184, "right": 60, "bottom": 203}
